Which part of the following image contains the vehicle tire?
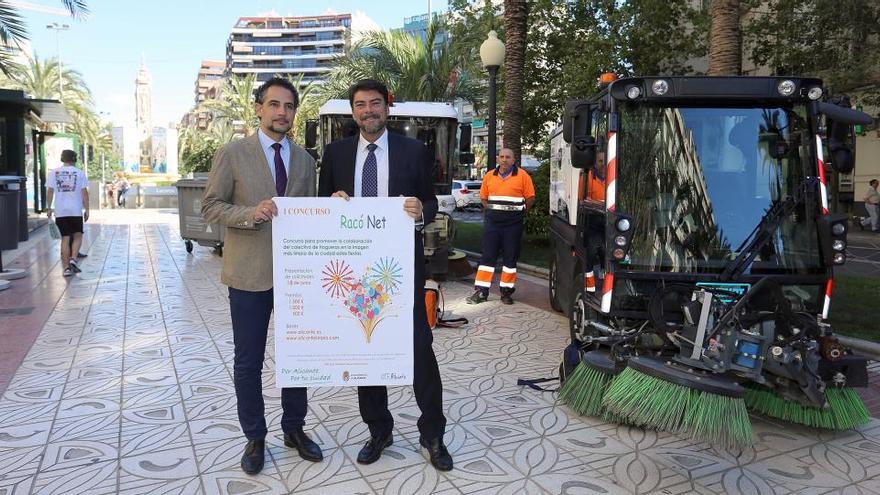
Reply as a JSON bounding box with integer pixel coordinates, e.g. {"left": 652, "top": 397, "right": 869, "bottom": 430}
{"left": 569, "top": 272, "right": 601, "bottom": 347}
{"left": 185, "top": 240, "right": 193, "bottom": 253}
{"left": 215, "top": 245, "right": 223, "bottom": 257}
{"left": 549, "top": 256, "right": 563, "bottom": 312}
{"left": 569, "top": 272, "right": 585, "bottom": 343}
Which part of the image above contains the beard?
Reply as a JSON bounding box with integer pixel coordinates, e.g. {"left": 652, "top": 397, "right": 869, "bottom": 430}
{"left": 358, "top": 114, "right": 386, "bottom": 135}
{"left": 269, "top": 120, "right": 291, "bottom": 134}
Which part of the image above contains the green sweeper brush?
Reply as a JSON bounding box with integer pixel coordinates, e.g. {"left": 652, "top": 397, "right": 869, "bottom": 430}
{"left": 559, "top": 351, "right": 622, "bottom": 419}
{"left": 602, "top": 356, "right": 753, "bottom": 449}
{"left": 744, "top": 384, "right": 870, "bottom": 430}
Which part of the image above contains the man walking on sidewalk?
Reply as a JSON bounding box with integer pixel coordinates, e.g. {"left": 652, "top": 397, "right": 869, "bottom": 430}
{"left": 861, "top": 179, "right": 879, "bottom": 232}
{"left": 47, "top": 150, "right": 89, "bottom": 277}
{"left": 467, "top": 148, "right": 536, "bottom": 305}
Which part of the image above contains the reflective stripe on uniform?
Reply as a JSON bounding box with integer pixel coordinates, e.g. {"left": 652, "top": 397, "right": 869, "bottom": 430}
{"left": 475, "top": 265, "right": 494, "bottom": 288}
{"left": 487, "top": 195, "right": 526, "bottom": 203}
{"left": 500, "top": 266, "right": 517, "bottom": 288}
{"left": 487, "top": 204, "right": 525, "bottom": 211}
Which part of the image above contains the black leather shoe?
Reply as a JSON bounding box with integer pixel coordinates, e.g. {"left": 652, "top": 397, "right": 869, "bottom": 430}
{"left": 466, "top": 290, "right": 488, "bottom": 305}
{"left": 419, "top": 436, "right": 453, "bottom": 471}
{"left": 284, "top": 429, "right": 323, "bottom": 462}
{"left": 241, "top": 439, "right": 265, "bottom": 475}
{"left": 356, "top": 433, "right": 393, "bottom": 464}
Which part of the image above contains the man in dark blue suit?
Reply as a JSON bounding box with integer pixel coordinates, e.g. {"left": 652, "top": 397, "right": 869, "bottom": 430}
{"left": 318, "top": 79, "right": 452, "bottom": 471}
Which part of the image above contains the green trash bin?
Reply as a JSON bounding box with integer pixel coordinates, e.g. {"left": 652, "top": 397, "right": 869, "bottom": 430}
{"left": 175, "top": 178, "right": 225, "bottom": 255}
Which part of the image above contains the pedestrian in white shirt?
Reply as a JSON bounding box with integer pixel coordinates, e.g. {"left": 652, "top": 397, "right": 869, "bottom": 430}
{"left": 861, "top": 179, "right": 879, "bottom": 232}
{"left": 47, "top": 150, "right": 89, "bottom": 276}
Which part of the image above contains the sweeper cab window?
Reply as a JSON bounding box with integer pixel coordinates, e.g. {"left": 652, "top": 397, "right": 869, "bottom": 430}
{"left": 615, "top": 103, "right": 822, "bottom": 275}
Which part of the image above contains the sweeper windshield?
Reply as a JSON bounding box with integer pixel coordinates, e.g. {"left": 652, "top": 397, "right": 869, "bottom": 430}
{"left": 615, "top": 104, "right": 822, "bottom": 274}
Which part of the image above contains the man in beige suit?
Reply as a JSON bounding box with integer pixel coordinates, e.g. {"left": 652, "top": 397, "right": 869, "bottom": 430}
{"left": 202, "top": 77, "right": 321, "bottom": 475}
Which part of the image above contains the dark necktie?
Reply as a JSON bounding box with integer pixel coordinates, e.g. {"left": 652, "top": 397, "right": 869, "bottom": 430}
{"left": 362, "top": 143, "right": 378, "bottom": 197}
{"left": 271, "top": 142, "right": 287, "bottom": 196}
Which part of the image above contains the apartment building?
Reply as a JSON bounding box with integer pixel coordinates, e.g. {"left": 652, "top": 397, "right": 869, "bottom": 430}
{"left": 194, "top": 60, "right": 225, "bottom": 105}
{"left": 226, "top": 14, "right": 351, "bottom": 87}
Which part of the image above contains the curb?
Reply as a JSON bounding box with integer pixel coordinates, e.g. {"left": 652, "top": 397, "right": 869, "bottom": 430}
{"left": 457, "top": 249, "right": 549, "bottom": 279}
{"left": 455, "top": 248, "right": 878, "bottom": 361}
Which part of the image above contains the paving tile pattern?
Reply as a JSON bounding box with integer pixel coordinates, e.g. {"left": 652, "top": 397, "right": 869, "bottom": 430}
{"left": 0, "top": 210, "right": 879, "bottom": 494}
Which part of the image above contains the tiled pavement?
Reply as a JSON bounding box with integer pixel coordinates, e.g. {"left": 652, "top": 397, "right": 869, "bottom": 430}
{"left": 1, "top": 209, "right": 879, "bottom": 494}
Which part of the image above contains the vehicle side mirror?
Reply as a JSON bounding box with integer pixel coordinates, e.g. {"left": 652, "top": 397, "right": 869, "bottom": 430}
{"left": 570, "top": 135, "right": 596, "bottom": 170}
{"left": 819, "top": 96, "right": 872, "bottom": 174}
{"left": 305, "top": 120, "right": 318, "bottom": 149}
{"left": 459, "top": 123, "right": 472, "bottom": 153}
{"left": 827, "top": 121, "right": 855, "bottom": 173}
{"left": 459, "top": 152, "right": 475, "bottom": 165}
{"left": 563, "top": 99, "right": 591, "bottom": 144}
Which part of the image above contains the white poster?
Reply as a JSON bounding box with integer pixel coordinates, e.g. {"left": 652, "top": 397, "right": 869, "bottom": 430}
{"left": 272, "top": 197, "right": 415, "bottom": 388}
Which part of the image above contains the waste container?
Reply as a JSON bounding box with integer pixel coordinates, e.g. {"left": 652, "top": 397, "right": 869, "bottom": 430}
{"left": 0, "top": 176, "right": 27, "bottom": 242}
{"left": 175, "top": 178, "right": 224, "bottom": 255}
{"left": 0, "top": 189, "right": 19, "bottom": 251}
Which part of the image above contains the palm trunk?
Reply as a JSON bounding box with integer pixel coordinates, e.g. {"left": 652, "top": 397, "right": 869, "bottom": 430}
{"left": 707, "top": 0, "right": 742, "bottom": 76}
{"left": 503, "top": 0, "right": 529, "bottom": 162}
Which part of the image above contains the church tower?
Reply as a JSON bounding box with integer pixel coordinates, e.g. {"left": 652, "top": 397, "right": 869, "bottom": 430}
{"left": 135, "top": 58, "right": 153, "bottom": 173}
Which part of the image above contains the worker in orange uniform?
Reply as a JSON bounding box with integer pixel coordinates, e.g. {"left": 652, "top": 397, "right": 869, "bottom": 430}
{"left": 466, "top": 148, "right": 536, "bottom": 305}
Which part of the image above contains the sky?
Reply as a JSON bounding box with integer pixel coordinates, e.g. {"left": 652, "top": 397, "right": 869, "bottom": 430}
{"left": 15, "top": 0, "right": 448, "bottom": 128}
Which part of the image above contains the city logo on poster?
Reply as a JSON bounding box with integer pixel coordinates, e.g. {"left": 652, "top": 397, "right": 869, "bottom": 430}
{"left": 321, "top": 257, "right": 403, "bottom": 343}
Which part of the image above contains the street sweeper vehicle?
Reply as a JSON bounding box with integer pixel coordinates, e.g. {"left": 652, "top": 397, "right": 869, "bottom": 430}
{"left": 547, "top": 75, "right": 874, "bottom": 449}
{"left": 306, "top": 100, "right": 475, "bottom": 280}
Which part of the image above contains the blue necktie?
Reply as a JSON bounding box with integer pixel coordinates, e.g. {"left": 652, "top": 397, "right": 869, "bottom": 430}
{"left": 362, "top": 143, "right": 378, "bottom": 197}
{"left": 271, "top": 142, "right": 287, "bottom": 196}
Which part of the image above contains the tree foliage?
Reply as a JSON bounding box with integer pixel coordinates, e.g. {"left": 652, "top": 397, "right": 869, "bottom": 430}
{"left": 320, "top": 21, "right": 482, "bottom": 104}
{"left": 447, "top": 0, "right": 707, "bottom": 151}
{"left": 0, "top": 53, "right": 112, "bottom": 174}
{"left": 0, "top": 1, "right": 88, "bottom": 75}
{"left": 743, "top": 0, "right": 880, "bottom": 103}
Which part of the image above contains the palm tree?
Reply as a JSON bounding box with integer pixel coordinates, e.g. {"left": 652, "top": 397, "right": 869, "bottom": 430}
{"left": 0, "top": 1, "right": 88, "bottom": 75}
{"left": 502, "top": 0, "right": 528, "bottom": 162}
{"left": 4, "top": 54, "right": 95, "bottom": 140}
{"left": 9, "top": 54, "right": 92, "bottom": 103}
{"left": 707, "top": 0, "right": 742, "bottom": 75}
{"left": 321, "top": 21, "right": 481, "bottom": 104}
{"left": 199, "top": 73, "right": 258, "bottom": 136}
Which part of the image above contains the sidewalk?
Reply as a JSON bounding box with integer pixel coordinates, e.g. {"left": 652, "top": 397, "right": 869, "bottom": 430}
{"left": 0, "top": 209, "right": 879, "bottom": 494}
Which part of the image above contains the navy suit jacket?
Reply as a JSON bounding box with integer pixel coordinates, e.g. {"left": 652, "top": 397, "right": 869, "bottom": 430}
{"left": 318, "top": 131, "right": 438, "bottom": 295}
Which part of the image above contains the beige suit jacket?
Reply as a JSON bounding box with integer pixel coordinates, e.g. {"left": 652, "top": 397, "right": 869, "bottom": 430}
{"left": 202, "top": 133, "right": 316, "bottom": 291}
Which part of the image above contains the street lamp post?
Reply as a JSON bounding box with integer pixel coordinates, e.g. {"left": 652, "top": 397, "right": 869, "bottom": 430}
{"left": 45, "top": 23, "right": 70, "bottom": 100}
{"left": 480, "top": 30, "right": 505, "bottom": 173}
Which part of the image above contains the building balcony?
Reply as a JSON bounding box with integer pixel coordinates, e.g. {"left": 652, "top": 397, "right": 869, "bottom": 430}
{"left": 231, "top": 25, "right": 347, "bottom": 35}
{"left": 230, "top": 67, "right": 332, "bottom": 74}
{"left": 230, "top": 52, "right": 342, "bottom": 61}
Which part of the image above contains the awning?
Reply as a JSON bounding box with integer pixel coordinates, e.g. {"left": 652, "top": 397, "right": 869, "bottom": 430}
{"left": 28, "top": 99, "right": 72, "bottom": 124}
{"left": 0, "top": 90, "right": 72, "bottom": 123}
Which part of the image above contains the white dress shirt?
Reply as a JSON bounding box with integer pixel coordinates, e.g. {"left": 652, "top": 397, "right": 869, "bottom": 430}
{"left": 257, "top": 128, "right": 290, "bottom": 182}
{"left": 354, "top": 130, "right": 389, "bottom": 197}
